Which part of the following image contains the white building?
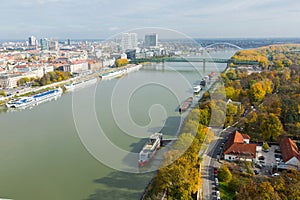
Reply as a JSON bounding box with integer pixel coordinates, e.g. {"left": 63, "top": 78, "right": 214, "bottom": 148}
{"left": 0, "top": 74, "right": 22, "bottom": 88}
{"left": 63, "top": 61, "right": 89, "bottom": 74}
{"left": 121, "top": 33, "right": 138, "bottom": 51}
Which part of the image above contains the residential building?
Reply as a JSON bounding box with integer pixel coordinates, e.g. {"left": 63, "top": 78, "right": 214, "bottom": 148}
{"left": 279, "top": 137, "right": 300, "bottom": 169}
{"left": 145, "top": 33, "right": 158, "bottom": 48}
{"left": 121, "top": 33, "right": 138, "bottom": 51}
{"left": 223, "top": 131, "right": 257, "bottom": 161}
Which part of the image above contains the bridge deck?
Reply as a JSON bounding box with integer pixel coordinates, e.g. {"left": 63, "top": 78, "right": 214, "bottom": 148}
{"left": 130, "top": 57, "right": 259, "bottom": 65}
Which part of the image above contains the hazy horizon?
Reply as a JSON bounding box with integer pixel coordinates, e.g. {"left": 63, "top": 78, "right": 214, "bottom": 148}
{"left": 1, "top": 0, "right": 300, "bottom": 40}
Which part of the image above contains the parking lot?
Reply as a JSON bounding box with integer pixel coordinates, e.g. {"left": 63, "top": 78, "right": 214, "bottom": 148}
{"left": 255, "top": 144, "right": 281, "bottom": 175}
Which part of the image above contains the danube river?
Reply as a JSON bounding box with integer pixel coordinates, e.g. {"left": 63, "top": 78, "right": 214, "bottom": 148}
{"left": 0, "top": 51, "right": 235, "bottom": 200}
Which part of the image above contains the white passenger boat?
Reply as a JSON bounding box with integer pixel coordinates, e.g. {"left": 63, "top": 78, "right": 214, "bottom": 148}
{"left": 6, "top": 88, "right": 62, "bottom": 109}
{"left": 139, "top": 133, "right": 163, "bottom": 166}
{"left": 100, "top": 69, "right": 126, "bottom": 80}
{"left": 64, "top": 78, "right": 97, "bottom": 90}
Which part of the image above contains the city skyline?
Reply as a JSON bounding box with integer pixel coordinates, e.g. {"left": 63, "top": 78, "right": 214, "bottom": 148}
{"left": 1, "top": 0, "right": 300, "bottom": 39}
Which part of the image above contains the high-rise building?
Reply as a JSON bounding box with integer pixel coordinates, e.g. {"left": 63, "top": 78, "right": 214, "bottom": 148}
{"left": 121, "top": 33, "right": 138, "bottom": 50}
{"left": 49, "top": 40, "right": 59, "bottom": 51}
{"left": 145, "top": 33, "right": 158, "bottom": 48}
{"left": 40, "top": 38, "right": 49, "bottom": 50}
{"left": 28, "top": 36, "right": 37, "bottom": 46}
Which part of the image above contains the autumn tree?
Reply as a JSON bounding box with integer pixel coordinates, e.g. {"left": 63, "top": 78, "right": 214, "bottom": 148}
{"left": 249, "top": 82, "right": 266, "bottom": 103}
{"left": 261, "top": 113, "right": 283, "bottom": 141}
{"left": 115, "top": 58, "right": 128, "bottom": 67}
{"left": 218, "top": 165, "right": 232, "bottom": 183}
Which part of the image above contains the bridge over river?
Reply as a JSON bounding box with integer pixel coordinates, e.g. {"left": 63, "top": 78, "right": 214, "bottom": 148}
{"left": 130, "top": 57, "right": 259, "bottom": 73}
{"left": 130, "top": 57, "right": 259, "bottom": 65}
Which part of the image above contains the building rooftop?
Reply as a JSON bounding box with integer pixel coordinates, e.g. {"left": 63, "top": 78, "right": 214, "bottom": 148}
{"left": 280, "top": 137, "right": 300, "bottom": 163}
{"left": 224, "top": 131, "right": 245, "bottom": 150}
{"left": 223, "top": 143, "right": 257, "bottom": 158}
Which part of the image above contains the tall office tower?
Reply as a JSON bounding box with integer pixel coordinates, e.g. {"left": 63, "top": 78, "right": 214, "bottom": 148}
{"left": 144, "top": 33, "right": 158, "bottom": 48}
{"left": 40, "top": 38, "right": 49, "bottom": 50}
{"left": 28, "top": 36, "right": 37, "bottom": 46}
{"left": 121, "top": 33, "right": 138, "bottom": 50}
{"left": 49, "top": 40, "right": 59, "bottom": 51}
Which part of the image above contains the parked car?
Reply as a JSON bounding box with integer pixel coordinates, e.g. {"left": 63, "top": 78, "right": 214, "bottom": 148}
{"left": 214, "top": 167, "right": 218, "bottom": 175}
{"left": 215, "top": 178, "right": 219, "bottom": 186}
{"left": 255, "top": 163, "right": 263, "bottom": 169}
{"left": 258, "top": 156, "right": 265, "bottom": 160}
{"left": 272, "top": 173, "right": 280, "bottom": 177}
{"left": 275, "top": 154, "right": 282, "bottom": 159}
{"left": 254, "top": 169, "right": 259, "bottom": 175}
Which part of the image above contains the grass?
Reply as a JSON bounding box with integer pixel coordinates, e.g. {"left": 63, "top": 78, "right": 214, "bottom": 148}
{"left": 219, "top": 182, "right": 236, "bottom": 200}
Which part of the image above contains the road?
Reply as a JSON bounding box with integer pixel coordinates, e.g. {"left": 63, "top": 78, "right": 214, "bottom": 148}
{"left": 201, "top": 126, "right": 236, "bottom": 200}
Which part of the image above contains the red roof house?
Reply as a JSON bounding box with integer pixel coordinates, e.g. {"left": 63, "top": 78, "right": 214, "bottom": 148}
{"left": 223, "top": 131, "right": 257, "bottom": 161}
{"left": 280, "top": 138, "right": 300, "bottom": 168}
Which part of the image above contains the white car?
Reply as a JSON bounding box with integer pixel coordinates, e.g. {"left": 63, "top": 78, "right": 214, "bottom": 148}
{"left": 215, "top": 178, "right": 219, "bottom": 186}
{"left": 272, "top": 173, "right": 280, "bottom": 177}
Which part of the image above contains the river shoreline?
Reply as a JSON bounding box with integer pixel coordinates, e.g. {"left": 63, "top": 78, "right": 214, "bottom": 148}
{"left": 0, "top": 64, "right": 143, "bottom": 108}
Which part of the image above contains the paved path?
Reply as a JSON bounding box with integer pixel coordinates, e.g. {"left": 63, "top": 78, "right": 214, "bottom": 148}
{"left": 201, "top": 126, "right": 236, "bottom": 200}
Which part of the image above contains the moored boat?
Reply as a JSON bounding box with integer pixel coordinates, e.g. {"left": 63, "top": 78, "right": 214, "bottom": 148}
{"left": 100, "top": 69, "right": 126, "bottom": 80}
{"left": 126, "top": 64, "right": 142, "bottom": 73}
{"left": 193, "top": 85, "right": 201, "bottom": 93}
{"left": 139, "top": 133, "right": 163, "bottom": 166}
{"left": 179, "top": 97, "right": 193, "bottom": 112}
{"left": 64, "top": 78, "right": 97, "bottom": 90}
{"left": 6, "top": 96, "right": 34, "bottom": 108}
{"left": 6, "top": 87, "right": 62, "bottom": 109}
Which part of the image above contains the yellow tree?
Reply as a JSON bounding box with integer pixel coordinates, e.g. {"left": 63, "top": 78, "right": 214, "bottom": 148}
{"left": 250, "top": 82, "right": 266, "bottom": 102}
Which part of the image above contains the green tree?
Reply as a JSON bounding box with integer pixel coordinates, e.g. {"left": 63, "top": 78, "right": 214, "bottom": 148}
{"left": 261, "top": 113, "right": 283, "bottom": 140}
{"left": 228, "top": 175, "right": 241, "bottom": 193}
{"left": 218, "top": 165, "right": 232, "bottom": 183}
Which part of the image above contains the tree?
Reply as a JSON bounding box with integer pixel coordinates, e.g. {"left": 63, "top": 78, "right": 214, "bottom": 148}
{"left": 249, "top": 82, "right": 266, "bottom": 103}
{"left": 115, "top": 58, "right": 128, "bottom": 67}
{"left": 225, "top": 86, "right": 236, "bottom": 100}
{"left": 218, "top": 165, "right": 232, "bottom": 183}
{"left": 281, "top": 98, "right": 300, "bottom": 124}
{"left": 17, "top": 77, "right": 30, "bottom": 86}
{"left": 257, "top": 182, "right": 276, "bottom": 200}
{"left": 0, "top": 90, "right": 6, "bottom": 97}
{"left": 261, "top": 113, "right": 283, "bottom": 141}
{"left": 274, "top": 60, "right": 285, "bottom": 70}
{"left": 263, "top": 142, "right": 270, "bottom": 151}
{"left": 228, "top": 176, "right": 241, "bottom": 193}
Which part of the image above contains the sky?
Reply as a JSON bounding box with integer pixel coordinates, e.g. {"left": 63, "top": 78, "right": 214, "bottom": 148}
{"left": 1, "top": 0, "right": 300, "bottom": 40}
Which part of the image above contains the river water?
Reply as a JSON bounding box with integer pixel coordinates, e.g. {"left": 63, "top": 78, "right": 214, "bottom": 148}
{"left": 0, "top": 51, "right": 235, "bottom": 200}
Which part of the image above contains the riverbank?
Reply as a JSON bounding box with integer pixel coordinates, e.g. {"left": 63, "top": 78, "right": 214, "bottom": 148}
{"left": 141, "top": 59, "right": 232, "bottom": 199}
{"left": 0, "top": 64, "right": 143, "bottom": 107}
